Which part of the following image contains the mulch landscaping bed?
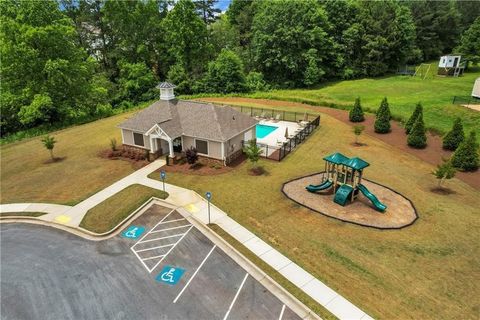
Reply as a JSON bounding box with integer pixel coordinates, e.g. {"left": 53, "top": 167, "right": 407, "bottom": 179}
{"left": 282, "top": 173, "right": 418, "bottom": 229}
{"left": 160, "top": 155, "right": 246, "bottom": 176}
{"left": 98, "top": 149, "right": 149, "bottom": 170}
{"left": 201, "top": 97, "right": 479, "bottom": 190}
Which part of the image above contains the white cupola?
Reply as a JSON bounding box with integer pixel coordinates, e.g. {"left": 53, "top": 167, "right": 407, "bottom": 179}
{"left": 156, "top": 82, "right": 176, "bottom": 100}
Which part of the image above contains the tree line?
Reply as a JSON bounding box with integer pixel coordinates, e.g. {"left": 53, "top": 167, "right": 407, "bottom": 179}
{"left": 1, "top": 0, "right": 479, "bottom": 137}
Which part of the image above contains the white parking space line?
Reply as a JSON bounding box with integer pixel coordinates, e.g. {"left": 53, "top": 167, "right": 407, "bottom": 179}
{"left": 136, "top": 234, "right": 182, "bottom": 244}
{"left": 173, "top": 245, "right": 217, "bottom": 304}
{"left": 130, "top": 209, "right": 194, "bottom": 273}
{"left": 223, "top": 273, "right": 249, "bottom": 320}
{"left": 142, "top": 254, "right": 167, "bottom": 261}
{"left": 278, "top": 304, "right": 286, "bottom": 320}
{"left": 150, "top": 224, "right": 191, "bottom": 233}
{"left": 158, "top": 218, "right": 186, "bottom": 225}
{"left": 135, "top": 244, "right": 174, "bottom": 253}
{"left": 149, "top": 225, "right": 194, "bottom": 273}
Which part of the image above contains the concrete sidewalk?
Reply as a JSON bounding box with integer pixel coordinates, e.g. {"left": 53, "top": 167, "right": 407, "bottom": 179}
{"left": 1, "top": 159, "right": 372, "bottom": 319}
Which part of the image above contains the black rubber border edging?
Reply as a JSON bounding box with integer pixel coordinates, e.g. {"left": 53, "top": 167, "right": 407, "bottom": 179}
{"left": 281, "top": 172, "right": 419, "bottom": 230}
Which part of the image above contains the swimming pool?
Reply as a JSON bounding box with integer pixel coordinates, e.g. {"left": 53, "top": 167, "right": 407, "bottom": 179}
{"left": 256, "top": 124, "right": 278, "bottom": 139}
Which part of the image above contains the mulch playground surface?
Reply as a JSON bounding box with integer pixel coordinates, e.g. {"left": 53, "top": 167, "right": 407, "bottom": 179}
{"left": 282, "top": 174, "right": 417, "bottom": 229}
{"left": 201, "top": 97, "right": 480, "bottom": 190}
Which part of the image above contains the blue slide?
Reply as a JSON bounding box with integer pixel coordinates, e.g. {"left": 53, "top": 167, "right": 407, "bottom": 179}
{"left": 306, "top": 180, "right": 333, "bottom": 193}
{"left": 333, "top": 184, "right": 353, "bottom": 206}
{"left": 357, "top": 184, "right": 387, "bottom": 212}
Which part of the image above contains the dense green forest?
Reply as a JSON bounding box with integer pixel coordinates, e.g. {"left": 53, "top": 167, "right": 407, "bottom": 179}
{"left": 1, "top": 0, "right": 479, "bottom": 138}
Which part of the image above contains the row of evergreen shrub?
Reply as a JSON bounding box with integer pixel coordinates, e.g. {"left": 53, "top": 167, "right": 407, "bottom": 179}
{"left": 348, "top": 98, "right": 479, "bottom": 171}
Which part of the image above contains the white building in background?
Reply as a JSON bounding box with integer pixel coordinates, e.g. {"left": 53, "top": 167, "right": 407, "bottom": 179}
{"left": 437, "top": 55, "right": 465, "bottom": 76}
{"left": 472, "top": 78, "right": 480, "bottom": 99}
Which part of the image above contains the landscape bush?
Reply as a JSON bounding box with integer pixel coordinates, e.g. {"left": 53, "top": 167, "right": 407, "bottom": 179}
{"left": 451, "top": 131, "right": 480, "bottom": 171}
{"left": 442, "top": 118, "right": 465, "bottom": 151}
{"left": 405, "top": 103, "right": 423, "bottom": 134}
{"left": 374, "top": 97, "right": 391, "bottom": 133}
{"left": 185, "top": 147, "right": 199, "bottom": 165}
{"left": 407, "top": 113, "right": 427, "bottom": 148}
{"left": 349, "top": 97, "right": 365, "bottom": 122}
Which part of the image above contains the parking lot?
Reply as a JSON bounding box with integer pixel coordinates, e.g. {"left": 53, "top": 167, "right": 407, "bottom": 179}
{"left": 1, "top": 203, "right": 305, "bottom": 320}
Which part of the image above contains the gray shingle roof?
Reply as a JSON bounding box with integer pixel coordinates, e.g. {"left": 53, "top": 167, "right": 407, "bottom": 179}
{"left": 155, "top": 82, "right": 176, "bottom": 89}
{"left": 118, "top": 100, "right": 258, "bottom": 141}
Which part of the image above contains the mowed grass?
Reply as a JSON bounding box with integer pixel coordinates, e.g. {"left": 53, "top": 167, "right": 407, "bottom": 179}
{"left": 79, "top": 184, "right": 168, "bottom": 233}
{"left": 150, "top": 112, "right": 480, "bottom": 319}
{"left": 0, "top": 110, "right": 141, "bottom": 205}
{"left": 246, "top": 67, "right": 480, "bottom": 137}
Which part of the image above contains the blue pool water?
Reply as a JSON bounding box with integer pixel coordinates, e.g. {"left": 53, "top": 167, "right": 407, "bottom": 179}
{"left": 256, "top": 124, "right": 278, "bottom": 139}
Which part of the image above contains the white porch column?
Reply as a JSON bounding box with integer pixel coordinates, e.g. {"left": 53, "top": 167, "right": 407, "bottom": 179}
{"left": 149, "top": 136, "right": 155, "bottom": 153}
{"left": 168, "top": 138, "right": 174, "bottom": 158}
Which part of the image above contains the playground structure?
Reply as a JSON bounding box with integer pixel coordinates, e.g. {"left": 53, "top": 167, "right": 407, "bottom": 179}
{"left": 437, "top": 55, "right": 465, "bottom": 77}
{"left": 306, "top": 152, "right": 387, "bottom": 212}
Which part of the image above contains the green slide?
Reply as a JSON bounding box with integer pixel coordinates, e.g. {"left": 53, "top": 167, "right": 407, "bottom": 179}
{"left": 358, "top": 184, "right": 387, "bottom": 212}
{"left": 306, "top": 180, "right": 333, "bottom": 193}
{"left": 333, "top": 184, "right": 353, "bottom": 206}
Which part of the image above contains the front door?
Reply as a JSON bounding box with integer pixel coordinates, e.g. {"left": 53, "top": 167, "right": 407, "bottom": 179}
{"left": 453, "top": 57, "right": 459, "bottom": 67}
{"left": 173, "top": 137, "right": 182, "bottom": 153}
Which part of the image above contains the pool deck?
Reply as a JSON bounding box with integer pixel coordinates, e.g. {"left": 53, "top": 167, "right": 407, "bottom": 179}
{"left": 256, "top": 120, "right": 301, "bottom": 146}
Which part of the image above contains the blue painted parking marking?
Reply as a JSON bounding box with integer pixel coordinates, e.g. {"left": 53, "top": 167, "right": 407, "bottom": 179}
{"left": 121, "top": 225, "right": 146, "bottom": 239}
{"left": 156, "top": 266, "right": 185, "bottom": 285}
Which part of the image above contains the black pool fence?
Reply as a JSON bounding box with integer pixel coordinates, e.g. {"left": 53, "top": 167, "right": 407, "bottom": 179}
{"left": 241, "top": 115, "right": 320, "bottom": 162}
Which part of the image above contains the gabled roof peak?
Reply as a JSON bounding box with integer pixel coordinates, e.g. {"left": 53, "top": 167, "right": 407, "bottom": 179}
{"left": 156, "top": 82, "right": 176, "bottom": 89}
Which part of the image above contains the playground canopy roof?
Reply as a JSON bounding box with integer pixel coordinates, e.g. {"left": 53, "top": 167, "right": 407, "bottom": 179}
{"left": 323, "top": 152, "right": 349, "bottom": 165}
{"left": 323, "top": 153, "right": 370, "bottom": 171}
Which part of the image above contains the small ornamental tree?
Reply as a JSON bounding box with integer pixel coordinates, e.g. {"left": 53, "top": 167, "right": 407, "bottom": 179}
{"left": 349, "top": 97, "right": 365, "bottom": 122}
{"left": 374, "top": 97, "right": 391, "bottom": 133}
{"left": 405, "top": 103, "right": 423, "bottom": 134}
{"left": 451, "top": 131, "right": 480, "bottom": 171}
{"left": 407, "top": 113, "right": 427, "bottom": 148}
{"left": 243, "top": 139, "right": 263, "bottom": 169}
{"left": 185, "top": 147, "right": 199, "bottom": 165}
{"left": 41, "top": 135, "right": 57, "bottom": 160}
{"left": 353, "top": 125, "right": 365, "bottom": 144}
{"left": 442, "top": 118, "right": 465, "bottom": 151}
{"left": 432, "top": 158, "right": 456, "bottom": 188}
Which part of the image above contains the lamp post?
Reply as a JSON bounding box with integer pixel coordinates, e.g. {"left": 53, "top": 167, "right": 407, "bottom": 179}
{"left": 206, "top": 191, "right": 212, "bottom": 225}
{"left": 160, "top": 170, "right": 166, "bottom": 192}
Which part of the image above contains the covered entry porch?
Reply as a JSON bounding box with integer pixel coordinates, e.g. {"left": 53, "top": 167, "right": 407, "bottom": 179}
{"left": 145, "top": 124, "right": 181, "bottom": 158}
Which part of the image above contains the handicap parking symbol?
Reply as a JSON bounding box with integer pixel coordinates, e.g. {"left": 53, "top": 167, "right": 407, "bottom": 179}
{"left": 121, "top": 225, "right": 145, "bottom": 239}
{"left": 156, "top": 266, "right": 185, "bottom": 285}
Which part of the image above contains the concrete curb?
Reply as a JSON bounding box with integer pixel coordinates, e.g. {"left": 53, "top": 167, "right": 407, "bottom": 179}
{"left": 0, "top": 197, "right": 164, "bottom": 241}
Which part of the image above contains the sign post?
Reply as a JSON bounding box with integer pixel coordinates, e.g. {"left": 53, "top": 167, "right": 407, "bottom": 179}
{"left": 160, "top": 170, "right": 166, "bottom": 192}
{"left": 206, "top": 191, "right": 212, "bottom": 225}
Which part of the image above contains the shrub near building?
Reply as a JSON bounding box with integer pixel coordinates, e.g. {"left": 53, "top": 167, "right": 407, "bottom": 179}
{"left": 374, "top": 97, "right": 391, "bottom": 133}
{"left": 349, "top": 97, "right": 365, "bottom": 122}
{"left": 451, "top": 131, "right": 480, "bottom": 171}
{"left": 443, "top": 118, "right": 465, "bottom": 151}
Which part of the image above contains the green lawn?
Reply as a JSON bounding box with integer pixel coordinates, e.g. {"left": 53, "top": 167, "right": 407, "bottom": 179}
{"left": 149, "top": 110, "right": 479, "bottom": 319}
{"left": 0, "top": 110, "right": 141, "bottom": 205}
{"left": 244, "top": 67, "right": 480, "bottom": 138}
{"left": 79, "top": 184, "right": 168, "bottom": 233}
